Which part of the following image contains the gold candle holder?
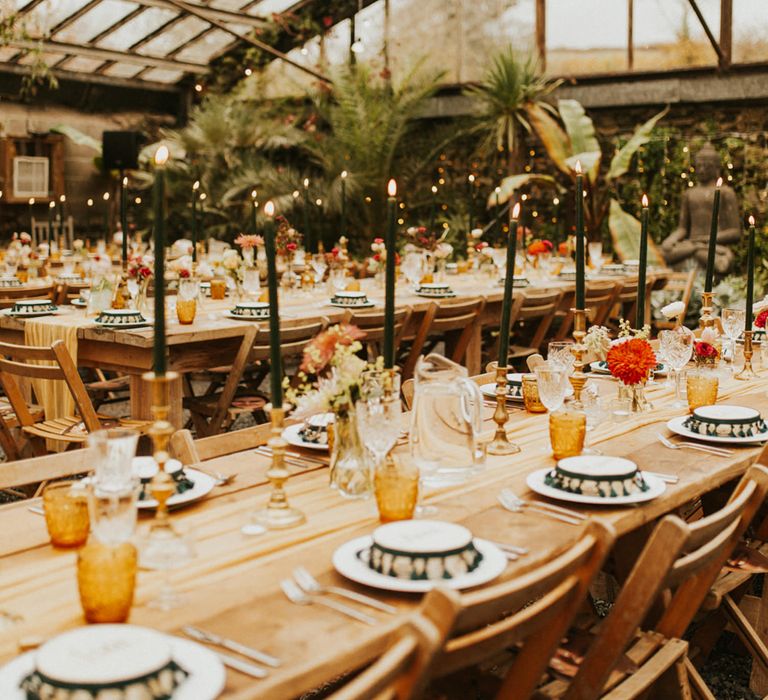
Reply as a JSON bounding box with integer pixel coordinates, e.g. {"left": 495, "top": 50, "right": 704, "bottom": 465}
{"left": 569, "top": 308, "right": 588, "bottom": 405}
{"left": 735, "top": 329, "right": 756, "bottom": 380}
{"left": 253, "top": 406, "right": 306, "bottom": 529}
{"left": 486, "top": 362, "right": 521, "bottom": 455}
{"left": 699, "top": 291, "right": 717, "bottom": 331}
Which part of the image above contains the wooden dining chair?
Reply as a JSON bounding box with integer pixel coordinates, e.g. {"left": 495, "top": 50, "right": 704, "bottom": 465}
{"left": 0, "top": 445, "right": 94, "bottom": 493}
{"left": 653, "top": 270, "right": 696, "bottom": 332}
{"left": 555, "top": 280, "right": 620, "bottom": 341}
{"left": 182, "top": 325, "right": 260, "bottom": 437}
{"left": 496, "top": 289, "right": 565, "bottom": 367}
{"left": 0, "top": 339, "right": 146, "bottom": 457}
{"left": 607, "top": 276, "right": 656, "bottom": 331}
{"left": 55, "top": 281, "right": 89, "bottom": 305}
{"left": 427, "top": 520, "right": 614, "bottom": 700}
{"left": 343, "top": 306, "right": 413, "bottom": 362}
{"left": 401, "top": 297, "right": 486, "bottom": 381}
{"left": 170, "top": 423, "right": 275, "bottom": 465}
{"left": 537, "top": 464, "right": 768, "bottom": 700}
{"left": 0, "top": 284, "right": 57, "bottom": 309}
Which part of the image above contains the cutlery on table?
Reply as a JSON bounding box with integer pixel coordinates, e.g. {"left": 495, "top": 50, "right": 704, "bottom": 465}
{"left": 656, "top": 433, "right": 733, "bottom": 457}
{"left": 292, "top": 566, "right": 396, "bottom": 614}
{"left": 487, "top": 541, "right": 529, "bottom": 561}
{"left": 215, "top": 651, "right": 268, "bottom": 678}
{"left": 194, "top": 469, "right": 237, "bottom": 486}
{"left": 254, "top": 448, "right": 318, "bottom": 469}
{"left": 643, "top": 471, "right": 679, "bottom": 484}
{"left": 501, "top": 488, "right": 587, "bottom": 521}
{"left": 280, "top": 579, "right": 377, "bottom": 626}
{"left": 27, "top": 506, "right": 44, "bottom": 516}
{"left": 182, "top": 625, "right": 281, "bottom": 667}
{"left": 497, "top": 489, "right": 583, "bottom": 526}
{"left": 256, "top": 446, "right": 327, "bottom": 467}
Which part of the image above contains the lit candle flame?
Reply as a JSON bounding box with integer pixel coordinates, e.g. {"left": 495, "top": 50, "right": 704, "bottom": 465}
{"left": 716, "top": 176, "right": 723, "bottom": 188}
{"left": 122, "top": 176, "right": 128, "bottom": 186}
{"left": 494, "top": 186, "right": 501, "bottom": 194}
{"left": 193, "top": 180, "right": 200, "bottom": 191}
{"left": 575, "top": 160, "right": 582, "bottom": 175}
{"left": 200, "top": 193, "right": 207, "bottom": 201}
{"left": 250, "top": 189, "right": 257, "bottom": 199}
{"left": 641, "top": 194, "right": 649, "bottom": 208}
{"left": 512, "top": 202, "right": 521, "bottom": 219}
{"left": 103, "top": 192, "right": 110, "bottom": 201}
{"left": 154, "top": 145, "right": 169, "bottom": 166}
{"left": 315, "top": 198, "right": 322, "bottom": 206}
{"left": 468, "top": 174, "right": 475, "bottom": 183}
{"left": 87, "top": 198, "right": 93, "bottom": 206}
{"left": 387, "top": 178, "right": 397, "bottom": 197}
{"left": 431, "top": 185, "right": 437, "bottom": 194}
{"left": 59, "top": 194, "right": 65, "bottom": 203}
{"left": 49, "top": 201, "right": 55, "bottom": 209}
{"left": 303, "top": 178, "right": 309, "bottom": 188}
{"left": 264, "top": 200, "right": 275, "bottom": 217}
{"left": 29, "top": 198, "right": 35, "bottom": 205}
{"left": 341, "top": 170, "right": 348, "bottom": 179}
{"left": 749, "top": 215, "right": 756, "bottom": 226}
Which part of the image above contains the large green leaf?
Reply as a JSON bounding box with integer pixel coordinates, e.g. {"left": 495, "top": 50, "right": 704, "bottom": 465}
{"left": 525, "top": 103, "right": 572, "bottom": 176}
{"left": 487, "top": 174, "right": 560, "bottom": 207}
{"left": 558, "top": 99, "right": 599, "bottom": 156}
{"left": 606, "top": 107, "right": 669, "bottom": 182}
{"left": 51, "top": 125, "right": 101, "bottom": 153}
{"left": 608, "top": 199, "right": 664, "bottom": 265}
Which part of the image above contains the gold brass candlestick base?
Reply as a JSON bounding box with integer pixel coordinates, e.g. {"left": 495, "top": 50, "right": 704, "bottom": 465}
{"left": 486, "top": 363, "right": 521, "bottom": 455}
{"left": 735, "top": 330, "right": 757, "bottom": 380}
{"left": 569, "top": 308, "right": 588, "bottom": 406}
{"left": 699, "top": 291, "right": 717, "bottom": 331}
{"left": 253, "top": 406, "right": 306, "bottom": 529}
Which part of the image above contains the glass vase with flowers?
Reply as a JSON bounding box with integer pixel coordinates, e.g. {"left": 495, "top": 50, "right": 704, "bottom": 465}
{"left": 607, "top": 334, "right": 658, "bottom": 413}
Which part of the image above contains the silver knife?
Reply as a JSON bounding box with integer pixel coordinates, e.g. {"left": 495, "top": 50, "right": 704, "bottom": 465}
{"left": 215, "top": 651, "right": 268, "bottom": 678}
{"left": 182, "top": 626, "right": 281, "bottom": 667}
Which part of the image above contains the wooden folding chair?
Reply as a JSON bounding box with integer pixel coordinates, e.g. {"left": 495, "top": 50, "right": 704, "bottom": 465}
{"left": 343, "top": 306, "right": 412, "bottom": 362}
{"left": 0, "top": 284, "right": 57, "bottom": 309}
{"left": 497, "top": 289, "right": 564, "bottom": 366}
{"left": 182, "top": 326, "right": 260, "bottom": 437}
{"left": 607, "top": 276, "right": 656, "bottom": 330}
{"left": 402, "top": 297, "right": 486, "bottom": 381}
{"left": 170, "top": 423, "right": 275, "bottom": 465}
{"left": 654, "top": 270, "right": 696, "bottom": 332}
{"left": 427, "top": 520, "right": 614, "bottom": 700}
{"left": 55, "top": 281, "right": 89, "bottom": 305}
{"left": 539, "top": 464, "right": 768, "bottom": 700}
{"left": 556, "top": 280, "right": 620, "bottom": 340}
{"left": 0, "top": 339, "right": 146, "bottom": 457}
{"left": 0, "top": 446, "right": 94, "bottom": 492}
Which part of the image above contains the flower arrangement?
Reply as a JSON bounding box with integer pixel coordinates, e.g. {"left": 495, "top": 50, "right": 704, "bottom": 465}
{"left": 584, "top": 325, "right": 611, "bottom": 361}
{"left": 755, "top": 309, "right": 768, "bottom": 329}
{"left": 607, "top": 337, "right": 657, "bottom": 386}
{"left": 286, "top": 324, "right": 368, "bottom": 418}
{"left": 527, "top": 239, "right": 553, "bottom": 256}
{"left": 661, "top": 300, "right": 685, "bottom": 323}
{"left": 274, "top": 216, "right": 303, "bottom": 257}
{"left": 404, "top": 225, "right": 447, "bottom": 253}
{"left": 370, "top": 237, "right": 401, "bottom": 270}
{"left": 127, "top": 254, "right": 153, "bottom": 280}
{"left": 617, "top": 318, "right": 650, "bottom": 340}
{"left": 234, "top": 234, "right": 263, "bottom": 250}
{"left": 170, "top": 254, "right": 193, "bottom": 279}
{"left": 693, "top": 341, "right": 719, "bottom": 365}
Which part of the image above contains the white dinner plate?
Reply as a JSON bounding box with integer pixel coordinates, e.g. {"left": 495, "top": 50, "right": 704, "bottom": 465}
{"left": 666, "top": 415, "right": 768, "bottom": 445}
{"left": 589, "top": 360, "right": 667, "bottom": 377}
{"left": 136, "top": 466, "right": 216, "bottom": 509}
{"left": 333, "top": 535, "right": 507, "bottom": 592}
{"left": 328, "top": 301, "right": 376, "bottom": 309}
{"left": 282, "top": 422, "right": 330, "bottom": 451}
{"left": 2, "top": 309, "right": 58, "bottom": 318}
{"left": 224, "top": 310, "right": 270, "bottom": 321}
{"left": 0, "top": 631, "right": 225, "bottom": 700}
{"left": 94, "top": 320, "right": 152, "bottom": 329}
{"left": 415, "top": 292, "right": 456, "bottom": 299}
{"left": 71, "top": 298, "right": 87, "bottom": 307}
{"left": 480, "top": 374, "right": 524, "bottom": 401}
{"left": 526, "top": 468, "right": 666, "bottom": 506}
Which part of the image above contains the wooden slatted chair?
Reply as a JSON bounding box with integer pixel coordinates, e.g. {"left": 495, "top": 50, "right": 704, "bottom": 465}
{"left": 401, "top": 297, "right": 486, "bottom": 381}
{"left": 0, "top": 284, "right": 57, "bottom": 309}
{"left": 170, "top": 423, "right": 275, "bottom": 465}
{"left": 537, "top": 464, "right": 768, "bottom": 700}
{"left": 607, "top": 275, "right": 657, "bottom": 330}
{"left": 0, "top": 446, "right": 93, "bottom": 493}
{"left": 0, "top": 339, "right": 146, "bottom": 457}
{"left": 653, "top": 270, "right": 697, "bottom": 332}
{"left": 55, "top": 281, "right": 89, "bottom": 305}
{"left": 428, "top": 520, "right": 614, "bottom": 700}
{"left": 182, "top": 326, "right": 260, "bottom": 437}
{"left": 555, "top": 280, "right": 620, "bottom": 341}
{"left": 342, "top": 306, "right": 413, "bottom": 362}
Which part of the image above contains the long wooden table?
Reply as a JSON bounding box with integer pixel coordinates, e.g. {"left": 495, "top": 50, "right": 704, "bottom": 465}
{"left": 0, "top": 371, "right": 763, "bottom": 697}
{"left": 0, "top": 270, "right": 666, "bottom": 426}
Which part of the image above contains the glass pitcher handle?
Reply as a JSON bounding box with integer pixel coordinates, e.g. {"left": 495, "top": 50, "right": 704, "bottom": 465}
{"left": 458, "top": 377, "right": 484, "bottom": 436}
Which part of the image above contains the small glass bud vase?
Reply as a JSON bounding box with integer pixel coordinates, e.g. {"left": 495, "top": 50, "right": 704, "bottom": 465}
{"left": 617, "top": 381, "right": 651, "bottom": 413}
{"left": 329, "top": 405, "right": 372, "bottom": 499}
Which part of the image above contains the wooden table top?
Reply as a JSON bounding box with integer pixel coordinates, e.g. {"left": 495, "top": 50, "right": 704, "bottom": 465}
{"left": 0, "top": 368, "right": 761, "bottom": 698}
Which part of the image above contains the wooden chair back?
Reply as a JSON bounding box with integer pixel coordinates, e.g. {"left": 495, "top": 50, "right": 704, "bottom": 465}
{"left": 402, "top": 297, "right": 486, "bottom": 380}
{"left": 611, "top": 275, "right": 656, "bottom": 328}
{"left": 555, "top": 281, "right": 619, "bottom": 340}
{"left": 342, "top": 306, "right": 413, "bottom": 361}
{"left": 0, "top": 284, "right": 56, "bottom": 309}
{"left": 170, "top": 423, "right": 274, "bottom": 465}
{"left": 251, "top": 318, "right": 328, "bottom": 362}
{"left": 55, "top": 282, "right": 89, "bottom": 306}
{"left": 504, "top": 289, "right": 565, "bottom": 353}
{"left": 655, "top": 270, "right": 696, "bottom": 331}
{"left": 432, "top": 520, "right": 614, "bottom": 699}
{"left": 0, "top": 447, "right": 93, "bottom": 490}
{"left": 31, "top": 216, "right": 74, "bottom": 247}
{"left": 0, "top": 339, "right": 101, "bottom": 435}
{"left": 328, "top": 588, "right": 460, "bottom": 700}
{"left": 565, "top": 465, "right": 768, "bottom": 700}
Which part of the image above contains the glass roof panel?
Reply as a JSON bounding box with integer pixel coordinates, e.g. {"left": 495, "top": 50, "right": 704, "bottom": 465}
{"left": 136, "top": 16, "right": 209, "bottom": 57}
{"left": 17, "top": 51, "right": 66, "bottom": 66}
{"left": 60, "top": 56, "right": 107, "bottom": 73}
{"left": 209, "top": 0, "right": 254, "bottom": 11}
{"left": 53, "top": 1, "right": 139, "bottom": 44}
{"left": 21, "top": 0, "right": 92, "bottom": 36}
{"left": 102, "top": 62, "right": 146, "bottom": 78}
{"left": 97, "top": 7, "right": 178, "bottom": 51}
{"left": 140, "top": 68, "right": 185, "bottom": 83}
{"left": 251, "top": 0, "right": 299, "bottom": 14}
{"left": 0, "top": 47, "right": 19, "bottom": 62}
{"left": 174, "top": 29, "right": 236, "bottom": 64}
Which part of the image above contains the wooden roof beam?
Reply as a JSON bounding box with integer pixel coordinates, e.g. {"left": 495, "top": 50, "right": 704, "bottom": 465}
{"left": 126, "top": 0, "right": 268, "bottom": 27}
{"left": 686, "top": 0, "right": 727, "bottom": 67}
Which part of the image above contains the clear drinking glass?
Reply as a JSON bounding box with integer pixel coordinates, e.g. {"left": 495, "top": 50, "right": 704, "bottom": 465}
{"left": 139, "top": 531, "right": 195, "bottom": 611}
{"left": 582, "top": 386, "right": 609, "bottom": 455}
{"left": 401, "top": 252, "right": 425, "bottom": 290}
{"left": 534, "top": 365, "right": 569, "bottom": 413}
{"left": 547, "top": 341, "right": 576, "bottom": 380}
{"left": 588, "top": 241, "right": 603, "bottom": 272}
{"left": 89, "top": 428, "right": 139, "bottom": 493}
{"left": 310, "top": 254, "right": 328, "bottom": 285}
{"left": 659, "top": 328, "right": 694, "bottom": 407}
{"left": 721, "top": 308, "right": 746, "bottom": 366}
{"left": 330, "top": 267, "right": 347, "bottom": 294}
{"left": 242, "top": 268, "right": 261, "bottom": 300}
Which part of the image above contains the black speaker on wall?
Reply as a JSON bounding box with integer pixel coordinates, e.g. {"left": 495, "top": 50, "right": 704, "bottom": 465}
{"left": 102, "top": 131, "right": 140, "bottom": 171}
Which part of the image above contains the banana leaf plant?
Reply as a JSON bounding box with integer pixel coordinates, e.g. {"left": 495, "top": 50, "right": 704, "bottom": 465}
{"left": 491, "top": 99, "right": 668, "bottom": 263}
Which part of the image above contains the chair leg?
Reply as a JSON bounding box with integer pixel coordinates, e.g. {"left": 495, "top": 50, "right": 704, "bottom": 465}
{"left": 685, "top": 659, "right": 716, "bottom": 700}
{"left": 722, "top": 593, "right": 768, "bottom": 674}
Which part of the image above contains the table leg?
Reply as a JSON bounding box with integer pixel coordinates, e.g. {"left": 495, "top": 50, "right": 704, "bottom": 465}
{"left": 130, "top": 373, "right": 183, "bottom": 428}
{"left": 465, "top": 322, "right": 482, "bottom": 375}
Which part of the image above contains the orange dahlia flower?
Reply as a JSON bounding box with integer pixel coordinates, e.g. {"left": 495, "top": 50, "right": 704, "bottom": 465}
{"left": 606, "top": 338, "right": 657, "bottom": 386}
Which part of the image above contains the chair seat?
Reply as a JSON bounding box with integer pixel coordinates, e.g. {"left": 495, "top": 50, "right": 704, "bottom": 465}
{"left": 184, "top": 392, "right": 268, "bottom": 416}
{"left": 85, "top": 376, "right": 130, "bottom": 392}
{"left": 23, "top": 416, "right": 151, "bottom": 444}
{"left": 0, "top": 399, "right": 44, "bottom": 427}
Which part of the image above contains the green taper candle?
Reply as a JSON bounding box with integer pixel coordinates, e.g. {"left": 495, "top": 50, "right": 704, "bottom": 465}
{"left": 574, "top": 161, "right": 585, "bottom": 310}
{"left": 636, "top": 194, "right": 649, "bottom": 330}
{"left": 704, "top": 177, "right": 722, "bottom": 293}
{"left": 746, "top": 215, "right": 756, "bottom": 331}
{"left": 263, "top": 200, "right": 283, "bottom": 407}
{"left": 191, "top": 180, "right": 199, "bottom": 263}
{"left": 152, "top": 146, "right": 169, "bottom": 376}
{"left": 340, "top": 171, "right": 347, "bottom": 239}
{"left": 120, "top": 176, "right": 128, "bottom": 266}
{"left": 498, "top": 202, "right": 521, "bottom": 368}
{"left": 103, "top": 191, "right": 110, "bottom": 244}
{"left": 383, "top": 178, "right": 397, "bottom": 368}
{"left": 47, "top": 201, "right": 54, "bottom": 246}
{"left": 303, "top": 178, "right": 312, "bottom": 254}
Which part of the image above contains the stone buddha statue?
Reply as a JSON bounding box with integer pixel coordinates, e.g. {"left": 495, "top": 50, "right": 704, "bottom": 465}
{"left": 661, "top": 143, "right": 740, "bottom": 274}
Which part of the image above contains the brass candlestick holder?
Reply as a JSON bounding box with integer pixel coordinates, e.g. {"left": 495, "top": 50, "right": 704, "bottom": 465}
{"left": 735, "top": 329, "right": 756, "bottom": 380}
{"left": 699, "top": 291, "right": 717, "bottom": 331}
{"left": 252, "top": 405, "right": 306, "bottom": 529}
{"left": 569, "top": 308, "right": 588, "bottom": 406}
{"left": 486, "top": 361, "right": 521, "bottom": 455}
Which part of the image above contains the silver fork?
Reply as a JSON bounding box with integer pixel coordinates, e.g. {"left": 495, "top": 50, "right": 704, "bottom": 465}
{"left": 656, "top": 433, "right": 733, "bottom": 457}
{"left": 280, "top": 579, "right": 377, "bottom": 625}
{"left": 195, "top": 469, "right": 237, "bottom": 486}
{"left": 498, "top": 489, "right": 583, "bottom": 525}
{"left": 292, "top": 566, "right": 397, "bottom": 614}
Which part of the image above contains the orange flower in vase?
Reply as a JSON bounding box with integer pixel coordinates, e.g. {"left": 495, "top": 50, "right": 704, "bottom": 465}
{"left": 607, "top": 338, "right": 657, "bottom": 386}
